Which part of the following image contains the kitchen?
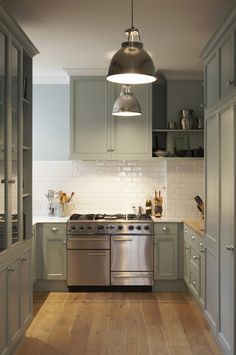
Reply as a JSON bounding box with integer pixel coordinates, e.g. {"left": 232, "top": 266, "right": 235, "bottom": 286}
{"left": 0, "top": 0, "right": 235, "bottom": 354}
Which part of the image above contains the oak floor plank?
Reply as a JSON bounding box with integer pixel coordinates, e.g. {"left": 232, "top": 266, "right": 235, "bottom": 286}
{"left": 14, "top": 292, "right": 223, "bottom": 355}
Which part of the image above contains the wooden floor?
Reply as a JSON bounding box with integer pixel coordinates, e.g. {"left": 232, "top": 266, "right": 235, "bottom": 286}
{"left": 14, "top": 291, "right": 222, "bottom": 355}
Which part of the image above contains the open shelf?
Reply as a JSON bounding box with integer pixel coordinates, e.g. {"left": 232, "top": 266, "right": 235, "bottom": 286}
{"left": 152, "top": 129, "right": 204, "bottom": 133}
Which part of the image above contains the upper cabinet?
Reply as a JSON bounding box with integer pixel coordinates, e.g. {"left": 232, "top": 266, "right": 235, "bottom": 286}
{"left": 201, "top": 12, "right": 236, "bottom": 110}
{"left": 70, "top": 76, "right": 152, "bottom": 160}
{"left": 0, "top": 6, "right": 38, "bottom": 254}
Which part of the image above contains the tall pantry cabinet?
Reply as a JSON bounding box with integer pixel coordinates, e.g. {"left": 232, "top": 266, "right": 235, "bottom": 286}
{"left": 201, "top": 5, "right": 236, "bottom": 355}
{"left": 0, "top": 4, "right": 38, "bottom": 355}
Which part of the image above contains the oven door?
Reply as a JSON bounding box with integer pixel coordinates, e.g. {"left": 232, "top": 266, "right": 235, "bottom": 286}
{"left": 67, "top": 249, "right": 110, "bottom": 286}
{"left": 111, "top": 234, "right": 153, "bottom": 271}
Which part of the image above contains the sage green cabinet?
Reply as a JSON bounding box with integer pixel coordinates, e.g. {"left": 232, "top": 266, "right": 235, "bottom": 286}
{"left": 70, "top": 76, "right": 152, "bottom": 160}
{"left": 202, "top": 15, "right": 236, "bottom": 110}
{"left": 42, "top": 224, "right": 66, "bottom": 280}
{"left": 0, "top": 265, "right": 9, "bottom": 355}
{"left": 0, "top": 247, "right": 32, "bottom": 355}
{"left": 183, "top": 224, "right": 205, "bottom": 308}
{"left": 154, "top": 223, "right": 178, "bottom": 280}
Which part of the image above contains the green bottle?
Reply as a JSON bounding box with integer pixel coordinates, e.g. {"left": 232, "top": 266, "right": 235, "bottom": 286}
{"left": 145, "top": 195, "right": 152, "bottom": 215}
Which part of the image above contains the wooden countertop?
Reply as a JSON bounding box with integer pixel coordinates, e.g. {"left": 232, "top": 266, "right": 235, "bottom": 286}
{"left": 183, "top": 218, "right": 205, "bottom": 237}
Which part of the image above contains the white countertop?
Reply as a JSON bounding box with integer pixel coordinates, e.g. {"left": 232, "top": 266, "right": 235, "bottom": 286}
{"left": 33, "top": 215, "right": 69, "bottom": 225}
{"left": 151, "top": 216, "right": 183, "bottom": 223}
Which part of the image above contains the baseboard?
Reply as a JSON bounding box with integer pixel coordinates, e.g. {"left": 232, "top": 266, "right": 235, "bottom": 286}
{"left": 152, "top": 279, "right": 187, "bottom": 291}
{"left": 33, "top": 280, "right": 68, "bottom": 292}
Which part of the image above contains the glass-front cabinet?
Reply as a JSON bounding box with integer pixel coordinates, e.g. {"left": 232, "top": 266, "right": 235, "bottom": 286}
{"left": 0, "top": 20, "right": 35, "bottom": 254}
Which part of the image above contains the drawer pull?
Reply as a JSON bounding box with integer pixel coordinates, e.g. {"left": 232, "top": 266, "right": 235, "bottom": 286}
{"left": 113, "top": 238, "right": 133, "bottom": 241}
{"left": 8, "top": 178, "right": 15, "bottom": 184}
{"left": 162, "top": 226, "right": 168, "bottom": 231}
{"left": 113, "top": 274, "right": 153, "bottom": 279}
{"left": 226, "top": 244, "right": 234, "bottom": 251}
{"left": 51, "top": 227, "right": 58, "bottom": 232}
{"left": 192, "top": 255, "right": 200, "bottom": 260}
{"left": 192, "top": 280, "right": 196, "bottom": 286}
{"left": 200, "top": 249, "right": 206, "bottom": 253}
{"left": 185, "top": 246, "right": 190, "bottom": 250}
{"left": 87, "top": 253, "right": 107, "bottom": 256}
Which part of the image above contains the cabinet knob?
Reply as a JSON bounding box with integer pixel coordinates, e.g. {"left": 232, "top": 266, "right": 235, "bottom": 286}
{"left": 185, "top": 246, "right": 190, "bottom": 250}
{"left": 162, "top": 226, "right": 168, "bottom": 231}
{"left": 184, "top": 229, "right": 187, "bottom": 234}
{"left": 200, "top": 242, "right": 203, "bottom": 247}
{"left": 226, "top": 80, "right": 236, "bottom": 87}
{"left": 1, "top": 179, "right": 5, "bottom": 184}
{"left": 200, "top": 249, "right": 206, "bottom": 253}
{"left": 192, "top": 255, "right": 200, "bottom": 260}
{"left": 110, "top": 149, "right": 115, "bottom": 152}
{"left": 107, "top": 148, "right": 111, "bottom": 152}
{"left": 63, "top": 240, "right": 66, "bottom": 245}
{"left": 192, "top": 280, "right": 196, "bottom": 286}
{"left": 191, "top": 235, "right": 195, "bottom": 240}
{"left": 226, "top": 244, "right": 234, "bottom": 252}
{"left": 51, "top": 227, "right": 58, "bottom": 232}
{"left": 8, "top": 268, "right": 14, "bottom": 272}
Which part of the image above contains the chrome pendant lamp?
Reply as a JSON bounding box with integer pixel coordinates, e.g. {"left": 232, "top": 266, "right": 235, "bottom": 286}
{"left": 107, "top": 0, "right": 156, "bottom": 85}
{"left": 112, "top": 85, "right": 142, "bottom": 116}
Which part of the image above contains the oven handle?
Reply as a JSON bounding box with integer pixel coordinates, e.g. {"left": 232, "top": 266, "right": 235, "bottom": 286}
{"left": 113, "top": 237, "right": 133, "bottom": 241}
{"left": 112, "top": 274, "right": 153, "bottom": 279}
{"left": 87, "top": 252, "right": 108, "bottom": 256}
{"left": 68, "top": 237, "right": 109, "bottom": 241}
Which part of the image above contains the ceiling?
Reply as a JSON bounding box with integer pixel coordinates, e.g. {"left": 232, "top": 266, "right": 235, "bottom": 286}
{"left": 2, "top": 0, "right": 235, "bottom": 83}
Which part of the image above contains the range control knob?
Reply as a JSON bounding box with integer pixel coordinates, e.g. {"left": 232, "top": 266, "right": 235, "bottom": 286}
{"left": 144, "top": 225, "right": 150, "bottom": 231}
{"left": 97, "top": 225, "right": 104, "bottom": 231}
{"left": 128, "top": 225, "right": 134, "bottom": 231}
{"left": 87, "top": 226, "right": 92, "bottom": 231}
{"left": 79, "top": 225, "right": 84, "bottom": 231}
{"left": 117, "top": 225, "right": 123, "bottom": 231}
{"left": 136, "top": 225, "right": 142, "bottom": 230}
{"left": 70, "top": 225, "right": 76, "bottom": 231}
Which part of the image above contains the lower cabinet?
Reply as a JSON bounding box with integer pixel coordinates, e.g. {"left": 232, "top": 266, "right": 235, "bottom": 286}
{"left": 183, "top": 224, "right": 205, "bottom": 308}
{"left": 42, "top": 223, "right": 67, "bottom": 280}
{"left": 0, "top": 246, "right": 32, "bottom": 355}
{"left": 154, "top": 223, "right": 178, "bottom": 280}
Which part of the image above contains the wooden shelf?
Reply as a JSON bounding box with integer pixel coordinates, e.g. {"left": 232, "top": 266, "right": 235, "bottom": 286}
{"left": 23, "top": 145, "right": 31, "bottom": 151}
{"left": 152, "top": 129, "right": 204, "bottom": 133}
{"left": 22, "top": 193, "right": 30, "bottom": 198}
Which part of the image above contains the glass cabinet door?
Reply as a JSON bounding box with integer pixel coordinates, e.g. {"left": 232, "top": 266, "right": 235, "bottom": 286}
{"left": 11, "top": 44, "right": 20, "bottom": 245}
{"left": 0, "top": 30, "right": 6, "bottom": 252}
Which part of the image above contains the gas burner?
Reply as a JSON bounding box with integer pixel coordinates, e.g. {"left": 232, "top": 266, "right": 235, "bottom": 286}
{"left": 127, "top": 214, "right": 152, "bottom": 221}
{"left": 70, "top": 214, "right": 95, "bottom": 221}
{"left": 95, "top": 214, "right": 126, "bottom": 220}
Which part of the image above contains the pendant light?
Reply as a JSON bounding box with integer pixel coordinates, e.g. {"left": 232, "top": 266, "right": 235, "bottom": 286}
{"left": 107, "top": 0, "right": 156, "bottom": 85}
{"left": 112, "top": 85, "right": 142, "bottom": 116}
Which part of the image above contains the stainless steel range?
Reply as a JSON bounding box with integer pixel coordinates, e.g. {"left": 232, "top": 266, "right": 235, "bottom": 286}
{"left": 66, "top": 213, "right": 154, "bottom": 287}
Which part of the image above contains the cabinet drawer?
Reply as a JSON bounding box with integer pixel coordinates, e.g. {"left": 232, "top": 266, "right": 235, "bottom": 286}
{"left": 189, "top": 267, "right": 200, "bottom": 297}
{"left": 43, "top": 223, "right": 66, "bottom": 235}
{"left": 190, "top": 247, "right": 200, "bottom": 270}
{"left": 154, "top": 223, "right": 178, "bottom": 235}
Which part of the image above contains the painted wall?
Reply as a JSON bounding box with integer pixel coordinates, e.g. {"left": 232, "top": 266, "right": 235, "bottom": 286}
{"left": 33, "top": 84, "right": 69, "bottom": 160}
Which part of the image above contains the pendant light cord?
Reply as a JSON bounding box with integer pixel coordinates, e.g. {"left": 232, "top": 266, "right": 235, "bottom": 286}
{"left": 131, "top": 0, "right": 134, "bottom": 29}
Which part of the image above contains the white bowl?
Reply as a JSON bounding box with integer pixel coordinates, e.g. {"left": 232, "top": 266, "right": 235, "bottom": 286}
{"left": 153, "top": 150, "right": 168, "bottom": 157}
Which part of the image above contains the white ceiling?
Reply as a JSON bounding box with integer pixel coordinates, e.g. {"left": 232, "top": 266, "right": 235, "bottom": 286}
{"left": 2, "top": 0, "right": 235, "bottom": 83}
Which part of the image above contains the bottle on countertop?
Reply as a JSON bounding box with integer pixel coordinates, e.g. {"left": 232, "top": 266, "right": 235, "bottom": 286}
{"left": 145, "top": 195, "right": 152, "bottom": 216}
{"left": 154, "top": 190, "right": 163, "bottom": 218}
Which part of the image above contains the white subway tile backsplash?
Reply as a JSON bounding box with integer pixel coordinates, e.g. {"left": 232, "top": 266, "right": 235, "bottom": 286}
{"left": 32, "top": 158, "right": 204, "bottom": 218}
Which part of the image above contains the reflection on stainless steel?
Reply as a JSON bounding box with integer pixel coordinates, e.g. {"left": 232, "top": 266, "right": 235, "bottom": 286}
{"left": 66, "top": 213, "right": 154, "bottom": 287}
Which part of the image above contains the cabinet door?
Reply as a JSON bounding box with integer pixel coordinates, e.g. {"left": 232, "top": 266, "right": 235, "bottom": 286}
{"left": 205, "top": 52, "right": 218, "bottom": 108}
{"left": 183, "top": 238, "right": 190, "bottom": 285}
{"left": 154, "top": 234, "right": 177, "bottom": 280}
{"left": 219, "top": 33, "right": 233, "bottom": 99}
{"left": 32, "top": 226, "right": 36, "bottom": 284}
{"left": 219, "top": 105, "right": 234, "bottom": 355}
{"left": 205, "top": 113, "right": 219, "bottom": 331}
{"left": 21, "top": 249, "right": 32, "bottom": 327}
{"left": 43, "top": 233, "right": 66, "bottom": 280}
{"left": 8, "top": 256, "right": 21, "bottom": 345}
{"left": 0, "top": 265, "right": 9, "bottom": 355}
{"left": 70, "top": 77, "right": 110, "bottom": 159}
{"left": 110, "top": 84, "right": 152, "bottom": 159}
